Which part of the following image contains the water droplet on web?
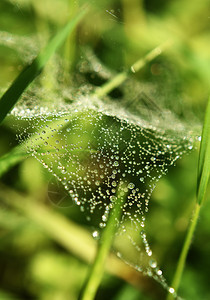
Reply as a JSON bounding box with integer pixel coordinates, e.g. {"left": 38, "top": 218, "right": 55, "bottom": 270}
{"left": 99, "top": 222, "right": 106, "bottom": 228}
{"left": 169, "top": 287, "right": 175, "bottom": 294}
{"left": 128, "top": 182, "right": 135, "bottom": 189}
{"left": 74, "top": 197, "right": 80, "bottom": 205}
{"left": 149, "top": 259, "right": 157, "bottom": 268}
{"left": 157, "top": 269, "right": 162, "bottom": 276}
{"left": 102, "top": 214, "right": 108, "bottom": 222}
{"left": 92, "top": 230, "right": 100, "bottom": 240}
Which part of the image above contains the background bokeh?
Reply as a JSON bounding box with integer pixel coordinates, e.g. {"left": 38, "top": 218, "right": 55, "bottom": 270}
{"left": 0, "top": 0, "right": 210, "bottom": 299}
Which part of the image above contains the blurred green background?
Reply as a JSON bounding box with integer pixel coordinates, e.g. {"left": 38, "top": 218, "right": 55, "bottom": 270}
{"left": 0, "top": 0, "right": 210, "bottom": 299}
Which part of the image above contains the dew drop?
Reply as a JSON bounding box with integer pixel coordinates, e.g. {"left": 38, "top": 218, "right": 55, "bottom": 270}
{"left": 99, "top": 222, "right": 106, "bottom": 228}
{"left": 92, "top": 230, "right": 100, "bottom": 239}
{"left": 113, "top": 161, "right": 119, "bottom": 167}
{"left": 157, "top": 269, "right": 162, "bottom": 276}
{"left": 168, "top": 287, "right": 175, "bottom": 294}
{"left": 128, "top": 182, "right": 135, "bottom": 189}
{"left": 112, "top": 181, "right": 117, "bottom": 187}
{"left": 149, "top": 259, "right": 157, "bottom": 268}
{"left": 102, "top": 215, "right": 107, "bottom": 222}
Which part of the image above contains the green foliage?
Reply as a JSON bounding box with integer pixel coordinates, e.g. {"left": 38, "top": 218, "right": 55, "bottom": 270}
{"left": 0, "top": 1, "right": 209, "bottom": 300}
{"left": 197, "top": 97, "right": 210, "bottom": 205}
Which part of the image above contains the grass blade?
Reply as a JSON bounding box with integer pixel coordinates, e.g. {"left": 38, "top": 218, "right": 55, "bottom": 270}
{"left": 166, "top": 96, "right": 210, "bottom": 300}
{"left": 197, "top": 96, "right": 210, "bottom": 205}
{"left": 80, "top": 181, "right": 128, "bottom": 300}
{"left": 0, "top": 9, "right": 86, "bottom": 125}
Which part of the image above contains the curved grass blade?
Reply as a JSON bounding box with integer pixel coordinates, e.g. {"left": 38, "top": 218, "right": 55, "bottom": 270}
{"left": 0, "top": 9, "right": 87, "bottom": 125}
{"left": 197, "top": 96, "right": 210, "bottom": 205}
{"left": 0, "top": 146, "right": 28, "bottom": 177}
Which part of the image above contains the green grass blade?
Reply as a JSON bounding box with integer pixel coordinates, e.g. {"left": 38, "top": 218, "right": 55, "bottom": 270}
{"left": 166, "top": 203, "right": 201, "bottom": 300}
{"left": 197, "top": 96, "right": 210, "bottom": 205}
{"left": 167, "top": 96, "right": 210, "bottom": 300}
{"left": 0, "top": 9, "right": 86, "bottom": 125}
{"left": 80, "top": 181, "right": 128, "bottom": 300}
{"left": 0, "top": 146, "right": 28, "bottom": 177}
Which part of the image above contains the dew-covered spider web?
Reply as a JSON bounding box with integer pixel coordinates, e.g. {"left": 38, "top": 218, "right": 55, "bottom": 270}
{"left": 1, "top": 31, "right": 199, "bottom": 299}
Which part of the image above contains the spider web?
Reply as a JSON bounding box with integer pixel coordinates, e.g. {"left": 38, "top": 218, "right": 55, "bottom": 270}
{"left": 1, "top": 31, "right": 199, "bottom": 298}
{"left": 14, "top": 92, "right": 196, "bottom": 299}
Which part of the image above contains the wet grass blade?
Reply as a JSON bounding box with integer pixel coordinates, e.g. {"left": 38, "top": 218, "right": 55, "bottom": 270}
{"left": 197, "top": 96, "right": 210, "bottom": 205}
{"left": 167, "top": 96, "right": 210, "bottom": 300}
{"left": 0, "top": 9, "right": 86, "bottom": 125}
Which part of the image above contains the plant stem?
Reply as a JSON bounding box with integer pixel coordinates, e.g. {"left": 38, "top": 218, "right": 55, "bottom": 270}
{"left": 167, "top": 97, "right": 209, "bottom": 300}
{"left": 166, "top": 202, "right": 201, "bottom": 300}
{"left": 80, "top": 181, "right": 127, "bottom": 300}
{"left": 197, "top": 97, "right": 210, "bottom": 206}
{"left": 92, "top": 40, "right": 172, "bottom": 98}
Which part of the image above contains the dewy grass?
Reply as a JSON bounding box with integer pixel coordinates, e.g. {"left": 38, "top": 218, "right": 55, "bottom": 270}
{"left": 166, "top": 97, "right": 210, "bottom": 300}
{"left": 0, "top": 8, "right": 86, "bottom": 125}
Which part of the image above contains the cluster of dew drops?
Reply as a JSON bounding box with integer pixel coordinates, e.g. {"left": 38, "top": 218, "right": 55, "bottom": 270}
{"left": 17, "top": 103, "right": 194, "bottom": 298}
{"left": 3, "top": 23, "right": 197, "bottom": 298}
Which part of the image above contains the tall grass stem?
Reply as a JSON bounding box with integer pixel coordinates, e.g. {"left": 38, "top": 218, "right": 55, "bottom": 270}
{"left": 166, "top": 203, "right": 201, "bottom": 300}
{"left": 80, "top": 181, "right": 127, "bottom": 300}
{"left": 166, "top": 97, "right": 210, "bottom": 300}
